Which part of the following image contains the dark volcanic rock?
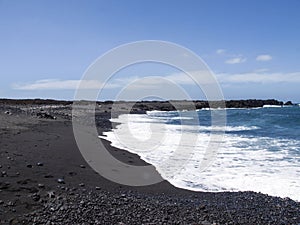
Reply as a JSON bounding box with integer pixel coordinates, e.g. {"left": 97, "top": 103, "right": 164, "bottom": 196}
{"left": 284, "top": 101, "right": 293, "bottom": 105}
{"left": 14, "top": 189, "right": 300, "bottom": 225}
{"left": 36, "top": 112, "right": 56, "bottom": 120}
{"left": 225, "top": 99, "right": 283, "bottom": 108}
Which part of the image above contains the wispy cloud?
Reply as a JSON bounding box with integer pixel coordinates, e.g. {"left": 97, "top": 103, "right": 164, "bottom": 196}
{"left": 256, "top": 54, "right": 272, "bottom": 61}
{"left": 12, "top": 71, "right": 215, "bottom": 91}
{"left": 215, "top": 49, "right": 247, "bottom": 65}
{"left": 166, "top": 71, "right": 215, "bottom": 85}
{"left": 254, "top": 68, "right": 269, "bottom": 73}
{"left": 225, "top": 57, "right": 247, "bottom": 64}
{"left": 12, "top": 79, "right": 119, "bottom": 90}
{"left": 217, "top": 50, "right": 272, "bottom": 64}
{"left": 217, "top": 71, "right": 300, "bottom": 83}
{"left": 12, "top": 70, "right": 300, "bottom": 92}
{"left": 216, "top": 49, "right": 226, "bottom": 55}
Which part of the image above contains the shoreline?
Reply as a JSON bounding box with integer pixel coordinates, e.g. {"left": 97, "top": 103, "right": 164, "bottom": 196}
{"left": 101, "top": 107, "right": 300, "bottom": 202}
{"left": 1, "top": 99, "right": 300, "bottom": 224}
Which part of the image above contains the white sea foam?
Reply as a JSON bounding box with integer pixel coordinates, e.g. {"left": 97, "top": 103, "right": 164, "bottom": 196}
{"left": 263, "top": 105, "right": 282, "bottom": 108}
{"left": 196, "top": 107, "right": 263, "bottom": 111}
{"left": 100, "top": 113, "right": 300, "bottom": 201}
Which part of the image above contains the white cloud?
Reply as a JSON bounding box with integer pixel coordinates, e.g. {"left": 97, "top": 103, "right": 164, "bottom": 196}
{"left": 124, "top": 77, "right": 173, "bottom": 91}
{"left": 217, "top": 72, "right": 300, "bottom": 83}
{"left": 13, "top": 79, "right": 119, "bottom": 90}
{"left": 112, "top": 71, "right": 217, "bottom": 91}
{"left": 166, "top": 71, "right": 214, "bottom": 85}
{"left": 216, "top": 49, "right": 226, "bottom": 55}
{"left": 225, "top": 57, "right": 247, "bottom": 64}
{"left": 254, "top": 68, "right": 269, "bottom": 73}
{"left": 12, "top": 70, "right": 300, "bottom": 92}
{"left": 256, "top": 54, "right": 272, "bottom": 61}
{"left": 12, "top": 71, "right": 216, "bottom": 91}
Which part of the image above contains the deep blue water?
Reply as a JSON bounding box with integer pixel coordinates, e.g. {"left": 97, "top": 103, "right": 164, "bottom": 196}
{"left": 157, "top": 106, "right": 300, "bottom": 141}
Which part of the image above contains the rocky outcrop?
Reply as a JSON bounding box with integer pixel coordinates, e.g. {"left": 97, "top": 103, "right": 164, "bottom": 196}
{"left": 284, "top": 101, "right": 293, "bottom": 106}
{"left": 225, "top": 99, "right": 284, "bottom": 108}
{"left": 0, "top": 98, "right": 288, "bottom": 113}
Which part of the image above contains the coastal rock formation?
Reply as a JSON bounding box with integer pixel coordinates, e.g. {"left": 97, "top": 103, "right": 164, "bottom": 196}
{"left": 284, "top": 101, "right": 293, "bottom": 106}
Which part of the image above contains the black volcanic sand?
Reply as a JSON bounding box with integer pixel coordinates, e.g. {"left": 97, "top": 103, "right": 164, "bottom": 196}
{"left": 0, "top": 100, "right": 300, "bottom": 225}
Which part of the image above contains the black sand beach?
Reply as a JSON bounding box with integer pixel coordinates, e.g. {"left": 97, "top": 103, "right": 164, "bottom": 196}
{"left": 0, "top": 99, "right": 300, "bottom": 224}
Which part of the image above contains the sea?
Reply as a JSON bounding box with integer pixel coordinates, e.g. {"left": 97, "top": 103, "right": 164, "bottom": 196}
{"left": 100, "top": 105, "right": 300, "bottom": 201}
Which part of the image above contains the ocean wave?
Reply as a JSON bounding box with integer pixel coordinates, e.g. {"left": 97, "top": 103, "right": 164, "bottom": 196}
{"left": 263, "top": 105, "right": 282, "bottom": 108}
{"left": 100, "top": 110, "right": 300, "bottom": 201}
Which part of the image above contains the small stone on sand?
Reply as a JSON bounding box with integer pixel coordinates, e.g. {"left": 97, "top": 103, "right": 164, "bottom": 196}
{"left": 57, "top": 178, "right": 65, "bottom": 184}
{"left": 38, "top": 183, "right": 45, "bottom": 188}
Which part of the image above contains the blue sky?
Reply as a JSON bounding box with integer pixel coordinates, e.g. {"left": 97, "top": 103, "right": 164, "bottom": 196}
{"left": 1, "top": 0, "right": 300, "bottom": 102}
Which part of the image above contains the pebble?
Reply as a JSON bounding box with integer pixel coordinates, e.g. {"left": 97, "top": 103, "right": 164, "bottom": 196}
{"left": 80, "top": 164, "right": 86, "bottom": 168}
{"left": 37, "top": 162, "right": 44, "bottom": 166}
{"left": 79, "top": 183, "right": 85, "bottom": 187}
{"left": 57, "top": 178, "right": 65, "bottom": 184}
{"left": 7, "top": 201, "right": 14, "bottom": 206}
{"left": 44, "top": 174, "right": 53, "bottom": 178}
{"left": 7, "top": 181, "right": 300, "bottom": 225}
{"left": 38, "top": 183, "right": 45, "bottom": 188}
{"left": 198, "top": 204, "right": 206, "bottom": 210}
{"left": 68, "top": 171, "right": 77, "bottom": 176}
{"left": 47, "top": 191, "right": 55, "bottom": 198}
{"left": 31, "top": 193, "right": 41, "bottom": 201}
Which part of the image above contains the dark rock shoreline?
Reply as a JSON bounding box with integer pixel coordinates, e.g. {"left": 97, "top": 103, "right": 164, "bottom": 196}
{"left": 0, "top": 99, "right": 300, "bottom": 225}
{"left": 0, "top": 98, "right": 288, "bottom": 110}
